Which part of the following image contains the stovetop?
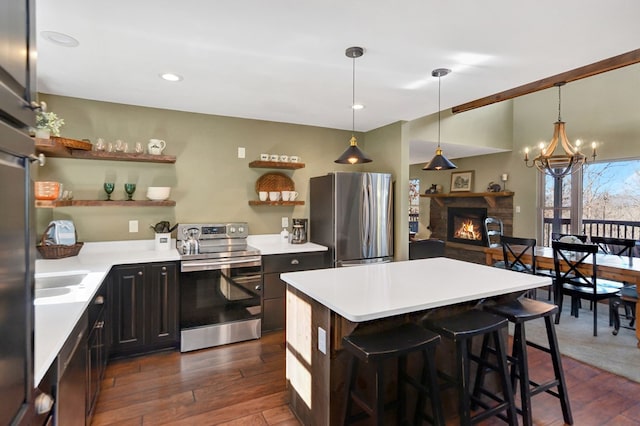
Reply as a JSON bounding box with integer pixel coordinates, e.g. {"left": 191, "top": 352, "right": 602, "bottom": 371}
{"left": 177, "top": 222, "right": 259, "bottom": 260}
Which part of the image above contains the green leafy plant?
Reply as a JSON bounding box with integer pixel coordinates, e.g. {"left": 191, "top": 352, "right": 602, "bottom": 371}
{"left": 36, "top": 111, "right": 65, "bottom": 136}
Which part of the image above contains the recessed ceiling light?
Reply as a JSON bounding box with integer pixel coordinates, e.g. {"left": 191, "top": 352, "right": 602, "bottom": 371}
{"left": 160, "top": 73, "right": 183, "bottom": 82}
{"left": 40, "top": 31, "right": 79, "bottom": 47}
{"left": 352, "top": 104, "right": 365, "bottom": 110}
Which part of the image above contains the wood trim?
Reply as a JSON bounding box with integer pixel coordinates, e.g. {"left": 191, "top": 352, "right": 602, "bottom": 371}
{"left": 452, "top": 48, "right": 640, "bottom": 114}
{"left": 420, "top": 191, "right": 513, "bottom": 208}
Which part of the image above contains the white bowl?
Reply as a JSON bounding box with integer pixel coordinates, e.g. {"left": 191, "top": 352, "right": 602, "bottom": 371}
{"left": 146, "top": 186, "right": 171, "bottom": 201}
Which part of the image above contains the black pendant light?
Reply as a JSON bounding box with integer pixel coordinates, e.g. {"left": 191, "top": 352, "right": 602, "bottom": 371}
{"left": 335, "top": 46, "right": 372, "bottom": 164}
{"left": 423, "top": 68, "right": 457, "bottom": 170}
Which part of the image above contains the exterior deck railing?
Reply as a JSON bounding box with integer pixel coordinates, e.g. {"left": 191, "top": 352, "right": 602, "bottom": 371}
{"left": 542, "top": 218, "right": 640, "bottom": 247}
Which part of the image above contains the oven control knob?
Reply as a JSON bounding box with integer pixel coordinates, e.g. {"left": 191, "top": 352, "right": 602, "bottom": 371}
{"left": 229, "top": 226, "right": 236, "bottom": 234}
{"left": 238, "top": 226, "right": 245, "bottom": 233}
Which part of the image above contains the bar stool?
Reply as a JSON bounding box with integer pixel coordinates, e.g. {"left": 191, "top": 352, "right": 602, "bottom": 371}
{"left": 479, "top": 297, "right": 573, "bottom": 426}
{"left": 342, "top": 322, "right": 444, "bottom": 425}
{"left": 423, "top": 309, "right": 517, "bottom": 426}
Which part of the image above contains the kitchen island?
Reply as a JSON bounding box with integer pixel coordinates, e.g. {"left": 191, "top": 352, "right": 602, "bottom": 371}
{"left": 281, "top": 257, "right": 550, "bottom": 425}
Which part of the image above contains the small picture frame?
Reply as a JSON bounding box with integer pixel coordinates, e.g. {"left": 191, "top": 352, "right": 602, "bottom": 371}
{"left": 450, "top": 170, "right": 474, "bottom": 192}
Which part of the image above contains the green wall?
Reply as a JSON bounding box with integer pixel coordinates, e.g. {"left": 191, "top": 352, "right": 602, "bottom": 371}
{"left": 410, "top": 63, "right": 640, "bottom": 239}
{"left": 35, "top": 95, "right": 371, "bottom": 242}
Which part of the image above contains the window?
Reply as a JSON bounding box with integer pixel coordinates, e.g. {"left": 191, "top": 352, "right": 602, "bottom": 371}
{"left": 538, "top": 159, "right": 640, "bottom": 246}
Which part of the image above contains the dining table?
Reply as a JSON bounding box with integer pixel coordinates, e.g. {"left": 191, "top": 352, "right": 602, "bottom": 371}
{"left": 485, "top": 245, "right": 640, "bottom": 346}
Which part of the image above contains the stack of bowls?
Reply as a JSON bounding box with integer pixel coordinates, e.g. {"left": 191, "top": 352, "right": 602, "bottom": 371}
{"left": 146, "top": 186, "right": 171, "bottom": 201}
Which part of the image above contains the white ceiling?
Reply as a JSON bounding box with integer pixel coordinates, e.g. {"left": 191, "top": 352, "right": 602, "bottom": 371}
{"left": 35, "top": 1, "right": 640, "bottom": 164}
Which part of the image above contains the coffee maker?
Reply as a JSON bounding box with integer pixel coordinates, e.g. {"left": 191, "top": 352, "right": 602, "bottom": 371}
{"left": 291, "top": 218, "right": 308, "bottom": 244}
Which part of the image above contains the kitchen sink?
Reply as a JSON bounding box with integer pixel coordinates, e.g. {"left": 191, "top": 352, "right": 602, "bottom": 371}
{"left": 35, "top": 271, "right": 89, "bottom": 290}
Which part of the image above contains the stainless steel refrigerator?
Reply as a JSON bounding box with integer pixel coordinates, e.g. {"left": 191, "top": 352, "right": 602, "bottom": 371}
{"left": 1, "top": 0, "right": 39, "bottom": 424}
{"left": 310, "top": 172, "right": 393, "bottom": 267}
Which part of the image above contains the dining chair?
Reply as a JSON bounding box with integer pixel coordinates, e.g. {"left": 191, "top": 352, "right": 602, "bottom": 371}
{"left": 501, "top": 236, "right": 536, "bottom": 274}
{"left": 552, "top": 241, "right": 620, "bottom": 336}
{"left": 485, "top": 217, "right": 503, "bottom": 248}
{"left": 551, "top": 233, "right": 588, "bottom": 243}
{"left": 589, "top": 236, "right": 636, "bottom": 256}
{"left": 590, "top": 236, "right": 637, "bottom": 334}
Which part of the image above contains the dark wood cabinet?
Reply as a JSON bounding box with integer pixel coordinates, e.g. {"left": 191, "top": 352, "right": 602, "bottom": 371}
{"left": 86, "top": 277, "right": 109, "bottom": 424}
{"left": 110, "top": 262, "right": 178, "bottom": 357}
{"left": 261, "top": 252, "right": 328, "bottom": 332}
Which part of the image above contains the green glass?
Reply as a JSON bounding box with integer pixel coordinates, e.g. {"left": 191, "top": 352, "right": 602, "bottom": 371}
{"left": 124, "top": 183, "right": 136, "bottom": 201}
{"left": 103, "top": 182, "right": 115, "bottom": 201}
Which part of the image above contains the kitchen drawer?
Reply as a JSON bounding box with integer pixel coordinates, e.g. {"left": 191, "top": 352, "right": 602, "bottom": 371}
{"left": 263, "top": 273, "right": 286, "bottom": 299}
{"left": 262, "top": 252, "right": 328, "bottom": 273}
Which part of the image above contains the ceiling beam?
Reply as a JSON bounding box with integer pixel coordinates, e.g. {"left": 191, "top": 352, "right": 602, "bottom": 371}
{"left": 451, "top": 48, "right": 640, "bottom": 114}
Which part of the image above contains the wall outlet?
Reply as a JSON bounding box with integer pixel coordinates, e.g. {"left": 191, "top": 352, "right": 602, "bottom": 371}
{"left": 516, "top": 206, "right": 521, "bottom": 213}
{"left": 238, "top": 147, "right": 245, "bottom": 158}
{"left": 282, "top": 217, "right": 289, "bottom": 228}
{"left": 318, "top": 327, "right": 327, "bottom": 354}
{"left": 129, "top": 220, "right": 138, "bottom": 233}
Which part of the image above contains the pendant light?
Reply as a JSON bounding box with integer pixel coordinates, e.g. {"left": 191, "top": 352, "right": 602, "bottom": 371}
{"left": 423, "top": 68, "right": 457, "bottom": 170}
{"left": 524, "top": 82, "right": 596, "bottom": 178}
{"left": 335, "top": 46, "right": 372, "bottom": 164}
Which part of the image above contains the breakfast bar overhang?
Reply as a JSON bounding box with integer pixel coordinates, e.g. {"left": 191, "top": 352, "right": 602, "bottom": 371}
{"left": 281, "top": 257, "right": 551, "bottom": 425}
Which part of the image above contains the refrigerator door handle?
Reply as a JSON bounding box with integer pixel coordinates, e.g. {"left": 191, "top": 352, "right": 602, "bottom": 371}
{"left": 362, "top": 178, "right": 370, "bottom": 255}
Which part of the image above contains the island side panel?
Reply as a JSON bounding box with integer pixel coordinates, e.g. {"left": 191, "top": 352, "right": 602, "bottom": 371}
{"left": 286, "top": 285, "right": 332, "bottom": 425}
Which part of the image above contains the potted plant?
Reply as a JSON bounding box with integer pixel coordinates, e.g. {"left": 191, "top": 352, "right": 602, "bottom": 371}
{"left": 35, "top": 109, "right": 64, "bottom": 139}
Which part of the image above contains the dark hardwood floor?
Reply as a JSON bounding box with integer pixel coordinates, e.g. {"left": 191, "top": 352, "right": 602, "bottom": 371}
{"left": 92, "top": 330, "right": 640, "bottom": 425}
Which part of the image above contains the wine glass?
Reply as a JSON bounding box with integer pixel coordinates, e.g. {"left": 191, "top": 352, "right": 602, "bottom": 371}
{"left": 124, "top": 183, "right": 136, "bottom": 201}
{"left": 103, "top": 182, "right": 115, "bottom": 201}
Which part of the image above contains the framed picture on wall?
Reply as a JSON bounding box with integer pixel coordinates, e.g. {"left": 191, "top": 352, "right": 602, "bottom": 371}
{"left": 450, "top": 170, "right": 474, "bottom": 192}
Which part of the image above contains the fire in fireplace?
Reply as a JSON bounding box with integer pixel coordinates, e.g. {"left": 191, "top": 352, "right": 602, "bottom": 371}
{"left": 447, "top": 207, "right": 488, "bottom": 246}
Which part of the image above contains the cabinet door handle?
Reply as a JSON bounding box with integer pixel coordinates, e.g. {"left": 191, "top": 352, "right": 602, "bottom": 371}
{"left": 138, "top": 271, "right": 143, "bottom": 276}
{"left": 290, "top": 259, "right": 299, "bottom": 265}
{"left": 94, "top": 295, "right": 104, "bottom": 305}
{"left": 162, "top": 266, "right": 167, "bottom": 271}
{"left": 255, "top": 285, "right": 262, "bottom": 291}
{"left": 95, "top": 321, "right": 104, "bottom": 329}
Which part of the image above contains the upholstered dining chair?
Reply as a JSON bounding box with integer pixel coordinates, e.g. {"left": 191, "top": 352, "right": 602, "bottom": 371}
{"left": 552, "top": 241, "right": 620, "bottom": 336}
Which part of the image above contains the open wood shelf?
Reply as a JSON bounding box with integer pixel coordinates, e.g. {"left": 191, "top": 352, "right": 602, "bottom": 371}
{"left": 34, "top": 138, "right": 176, "bottom": 163}
{"left": 420, "top": 191, "right": 514, "bottom": 208}
{"left": 35, "top": 199, "right": 176, "bottom": 208}
{"left": 248, "top": 200, "right": 304, "bottom": 206}
{"left": 248, "top": 160, "right": 305, "bottom": 169}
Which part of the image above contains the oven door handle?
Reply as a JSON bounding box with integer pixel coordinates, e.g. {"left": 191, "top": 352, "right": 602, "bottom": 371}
{"left": 181, "top": 256, "right": 262, "bottom": 272}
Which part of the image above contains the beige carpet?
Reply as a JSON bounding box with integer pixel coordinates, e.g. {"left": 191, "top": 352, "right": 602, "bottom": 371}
{"left": 510, "top": 296, "right": 640, "bottom": 383}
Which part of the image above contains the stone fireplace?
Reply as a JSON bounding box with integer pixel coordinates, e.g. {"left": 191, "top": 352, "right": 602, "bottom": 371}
{"left": 447, "top": 207, "right": 487, "bottom": 246}
{"left": 426, "top": 192, "right": 514, "bottom": 264}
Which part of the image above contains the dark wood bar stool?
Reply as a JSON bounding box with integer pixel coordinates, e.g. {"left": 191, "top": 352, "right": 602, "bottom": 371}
{"left": 422, "top": 310, "right": 517, "bottom": 426}
{"left": 342, "top": 322, "right": 444, "bottom": 425}
{"left": 479, "top": 298, "right": 573, "bottom": 426}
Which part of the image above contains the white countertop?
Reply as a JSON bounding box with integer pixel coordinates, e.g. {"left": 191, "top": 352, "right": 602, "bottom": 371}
{"left": 34, "top": 239, "right": 181, "bottom": 385}
{"left": 281, "top": 257, "right": 551, "bottom": 322}
{"left": 34, "top": 235, "right": 326, "bottom": 386}
{"left": 247, "top": 234, "right": 327, "bottom": 255}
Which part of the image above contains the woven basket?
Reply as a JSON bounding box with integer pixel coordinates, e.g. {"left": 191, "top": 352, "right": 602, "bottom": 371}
{"left": 36, "top": 224, "right": 83, "bottom": 259}
{"left": 255, "top": 172, "right": 294, "bottom": 193}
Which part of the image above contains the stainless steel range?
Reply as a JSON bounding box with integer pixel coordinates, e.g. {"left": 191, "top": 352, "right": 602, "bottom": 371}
{"left": 177, "top": 223, "right": 262, "bottom": 352}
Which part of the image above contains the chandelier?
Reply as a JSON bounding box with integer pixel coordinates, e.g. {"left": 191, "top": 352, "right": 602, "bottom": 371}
{"left": 335, "top": 46, "right": 372, "bottom": 164}
{"left": 524, "top": 82, "right": 596, "bottom": 178}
